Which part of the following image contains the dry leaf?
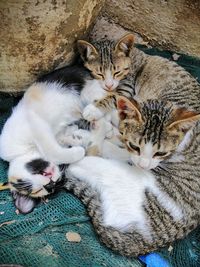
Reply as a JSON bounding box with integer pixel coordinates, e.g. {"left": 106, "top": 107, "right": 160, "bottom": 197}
{"left": 0, "top": 220, "right": 16, "bottom": 227}
{"left": 66, "top": 231, "right": 81, "bottom": 243}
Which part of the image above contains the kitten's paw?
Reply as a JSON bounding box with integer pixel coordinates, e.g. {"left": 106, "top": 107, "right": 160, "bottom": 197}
{"left": 83, "top": 104, "right": 104, "bottom": 121}
{"left": 103, "top": 121, "right": 113, "bottom": 139}
{"left": 68, "top": 146, "right": 85, "bottom": 163}
{"left": 92, "top": 118, "right": 114, "bottom": 139}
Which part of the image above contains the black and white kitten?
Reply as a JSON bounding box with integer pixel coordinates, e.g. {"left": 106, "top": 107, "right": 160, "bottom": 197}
{"left": 0, "top": 65, "right": 113, "bottom": 213}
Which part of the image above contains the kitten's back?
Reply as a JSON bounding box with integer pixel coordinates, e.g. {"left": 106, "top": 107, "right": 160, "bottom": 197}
{"left": 130, "top": 48, "right": 200, "bottom": 111}
{"left": 38, "top": 64, "right": 91, "bottom": 93}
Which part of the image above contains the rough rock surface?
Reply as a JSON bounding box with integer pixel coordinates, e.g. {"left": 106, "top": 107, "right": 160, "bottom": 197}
{"left": 0, "top": 0, "right": 104, "bottom": 92}
{"left": 90, "top": 16, "right": 145, "bottom": 44}
{"left": 101, "top": 0, "right": 200, "bottom": 57}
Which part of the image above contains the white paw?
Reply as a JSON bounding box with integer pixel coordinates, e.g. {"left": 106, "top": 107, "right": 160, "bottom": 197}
{"left": 69, "top": 146, "right": 85, "bottom": 163}
{"left": 92, "top": 118, "right": 114, "bottom": 139}
{"left": 104, "top": 121, "right": 114, "bottom": 139}
{"left": 83, "top": 104, "right": 103, "bottom": 121}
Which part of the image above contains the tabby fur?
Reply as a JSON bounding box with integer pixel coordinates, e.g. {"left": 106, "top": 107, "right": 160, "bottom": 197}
{"left": 62, "top": 35, "right": 200, "bottom": 256}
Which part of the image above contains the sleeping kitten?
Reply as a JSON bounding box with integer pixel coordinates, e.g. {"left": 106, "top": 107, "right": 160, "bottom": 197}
{"left": 64, "top": 96, "right": 200, "bottom": 256}
{"left": 80, "top": 34, "right": 200, "bottom": 123}
{"left": 77, "top": 34, "right": 135, "bottom": 122}
{"left": 0, "top": 65, "right": 113, "bottom": 213}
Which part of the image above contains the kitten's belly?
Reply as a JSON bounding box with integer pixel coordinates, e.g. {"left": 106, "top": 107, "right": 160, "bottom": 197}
{"left": 68, "top": 157, "right": 184, "bottom": 235}
{"left": 68, "top": 157, "right": 155, "bottom": 233}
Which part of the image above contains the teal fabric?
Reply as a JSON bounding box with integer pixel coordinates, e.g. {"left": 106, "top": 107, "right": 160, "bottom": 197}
{"left": 0, "top": 48, "right": 200, "bottom": 267}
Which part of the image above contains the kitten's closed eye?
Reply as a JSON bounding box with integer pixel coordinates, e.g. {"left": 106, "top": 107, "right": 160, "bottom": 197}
{"left": 96, "top": 73, "right": 104, "bottom": 78}
{"left": 153, "top": 151, "right": 169, "bottom": 158}
{"left": 127, "top": 142, "right": 140, "bottom": 155}
{"left": 114, "top": 71, "right": 121, "bottom": 77}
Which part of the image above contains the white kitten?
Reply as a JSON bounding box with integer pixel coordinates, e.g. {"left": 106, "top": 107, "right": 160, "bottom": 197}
{"left": 0, "top": 65, "right": 111, "bottom": 212}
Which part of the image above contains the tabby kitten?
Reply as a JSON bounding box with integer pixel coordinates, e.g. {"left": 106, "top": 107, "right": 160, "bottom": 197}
{"left": 77, "top": 34, "right": 135, "bottom": 122}
{"left": 64, "top": 96, "right": 200, "bottom": 256}
{"left": 80, "top": 34, "right": 200, "bottom": 122}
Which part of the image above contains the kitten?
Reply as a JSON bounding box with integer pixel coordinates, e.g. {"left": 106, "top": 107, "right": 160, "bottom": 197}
{"left": 0, "top": 65, "right": 112, "bottom": 213}
{"left": 64, "top": 96, "right": 200, "bottom": 256}
{"left": 77, "top": 34, "right": 135, "bottom": 122}
{"left": 80, "top": 34, "right": 200, "bottom": 123}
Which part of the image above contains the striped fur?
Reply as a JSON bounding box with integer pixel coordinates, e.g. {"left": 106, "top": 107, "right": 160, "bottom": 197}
{"left": 77, "top": 34, "right": 134, "bottom": 99}
{"left": 64, "top": 119, "right": 200, "bottom": 256}
{"left": 62, "top": 36, "right": 200, "bottom": 256}
{"left": 80, "top": 35, "right": 200, "bottom": 116}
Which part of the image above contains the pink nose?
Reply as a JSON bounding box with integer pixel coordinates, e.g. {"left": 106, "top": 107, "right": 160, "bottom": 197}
{"left": 43, "top": 166, "right": 55, "bottom": 178}
{"left": 105, "top": 83, "right": 114, "bottom": 90}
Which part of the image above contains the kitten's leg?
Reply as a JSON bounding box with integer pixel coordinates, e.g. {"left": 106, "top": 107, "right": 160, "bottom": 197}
{"left": 58, "top": 129, "right": 92, "bottom": 149}
{"left": 83, "top": 93, "right": 117, "bottom": 121}
{"left": 87, "top": 118, "right": 113, "bottom": 156}
{"left": 27, "top": 111, "right": 85, "bottom": 164}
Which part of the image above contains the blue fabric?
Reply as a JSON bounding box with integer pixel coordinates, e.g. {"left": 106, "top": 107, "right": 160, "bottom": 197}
{"left": 139, "top": 253, "right": 171, "bottom": 267}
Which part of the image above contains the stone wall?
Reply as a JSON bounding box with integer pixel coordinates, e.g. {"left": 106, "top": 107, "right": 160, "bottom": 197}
{"left": 1, "top": 0, "right": 199, "bottom": 93}
{"left": 0, "top": 0, "right": 104, "bottom": 92}
{"left": 100, "top": 0, "right": 200, "bottom": 57}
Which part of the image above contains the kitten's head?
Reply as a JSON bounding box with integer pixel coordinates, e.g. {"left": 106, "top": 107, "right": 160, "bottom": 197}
{"left": 8, "top": 155, "right": 66, "bottom": 214}
{"left": 117, "top": 96, "right": 200, "bottom": 170}
{"left": 77, "top": 34, "right": 134, "bottom": 91}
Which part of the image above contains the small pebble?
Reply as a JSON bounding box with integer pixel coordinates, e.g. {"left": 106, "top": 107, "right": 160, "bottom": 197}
{"left": 15, "top": 209, "right": 19, "bottom": 215}
{"left": 66, "top": 231, "right": 81, "bottom": 243}
{"left": 172, "top": 53, "right": 180, "bottom": 61}
{"left": 168, "top": 245, "right": 173, "bottom": 252}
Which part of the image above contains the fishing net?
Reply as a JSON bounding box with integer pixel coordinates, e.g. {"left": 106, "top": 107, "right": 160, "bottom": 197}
{"left": 0, "top": 47, "right": 200, "bottom": 267}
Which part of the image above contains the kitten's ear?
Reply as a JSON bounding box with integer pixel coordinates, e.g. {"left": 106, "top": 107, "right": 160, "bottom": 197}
{"left": 115, "top": 34, "right": 134, "bottom": 56}
{"left": 116, "top": 96, "right": 142, "bottom": 122}
{"left": 12, "top": 191, "right": 38, "bottom": 214}
{"left": 168, "top": 108, "right": 200, "bottom": 133}
{"left": 77, "top": 40, "right": 98, "bottom": 61}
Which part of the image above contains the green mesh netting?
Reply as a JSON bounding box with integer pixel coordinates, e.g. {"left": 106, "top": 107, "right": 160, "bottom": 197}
{"left": 0, "top": 47, "right": 200, "bottom": 267}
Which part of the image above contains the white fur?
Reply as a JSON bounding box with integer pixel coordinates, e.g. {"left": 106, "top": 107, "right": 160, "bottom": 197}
{"left": 99, "top": 70, "right": 119, "bottom": 91}
{"left": 83, "top": 104, "right": 104, "bottom": 122}
{"left": 0, "top": 80, "right": 111, "bottom": 202}
{"left": 177, "top": 129, "right": 193, "bottom": 153}
{"left": 9, "top": 152, "right": 61, "bottom": 197}
{"left": 131, "top": 142, "right": 160, "bottom": 170}
{"left": 0, "top": 81, "right": 108, "bottom": 164}
{"left": 68, "top": 157, "right": 184, "bottom": 235}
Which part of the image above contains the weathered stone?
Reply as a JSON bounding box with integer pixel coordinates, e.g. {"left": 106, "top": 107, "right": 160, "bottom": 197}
{"left": 101, "top": 0, "right": 200, "bottom": 57}
{"left": 0, "top": 0, "right": 104, "bottom": 92}
{"left": 90, "top": 16, "right": 145, "bottom": 44}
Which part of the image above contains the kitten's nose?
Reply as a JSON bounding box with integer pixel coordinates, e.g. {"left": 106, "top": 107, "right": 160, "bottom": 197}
{"left": 138, "top": 158, "right": 151, "bottom": 170}
{"left": 43, "top": 166, "right": 55, "bottom": 178}
{"left": 105, "top": 82, "right": 114, "bottom": 90}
